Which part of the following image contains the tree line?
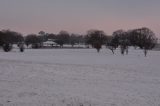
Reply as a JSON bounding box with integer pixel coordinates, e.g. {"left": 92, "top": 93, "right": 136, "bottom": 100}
{"left": 25, "top": 31, "right": 85, "bottom": 48}
{"left": 0, "top": 27, "right": 158, "bottom": 56}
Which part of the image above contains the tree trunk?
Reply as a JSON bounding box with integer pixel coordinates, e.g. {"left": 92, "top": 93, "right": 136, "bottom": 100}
{"left": 97, "top": 48, "right": 100, "bottom": 53}
{"left": 144, "top": 49, "right": 147, "bottom": 57}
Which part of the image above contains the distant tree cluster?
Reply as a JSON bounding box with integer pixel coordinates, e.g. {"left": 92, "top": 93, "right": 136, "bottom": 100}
{"left": 0, "top": 30, "right": 24, "bottom": 52}
{"left": 0, "top": 30, "right": 24, "bottom": 45}
{"left": 24, "top": 30, "right": 85, "bottom": 48}
{"left": 0, "top": 27, "right": 158, "bottom": 56}
{"left": 106, "top": 27, "right": 157, "bottom": 56}
{"left": 25, "top": 34, "right": 43, "bottom": 48}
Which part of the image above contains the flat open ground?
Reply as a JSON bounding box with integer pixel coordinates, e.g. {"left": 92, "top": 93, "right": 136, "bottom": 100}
{"left": 0, "top": 48, "right": 160, "bottom": 106}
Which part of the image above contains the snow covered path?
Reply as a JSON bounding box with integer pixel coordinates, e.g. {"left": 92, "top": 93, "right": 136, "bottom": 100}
{"left": 0, "top": 48, "right": 160, "bottom": 106}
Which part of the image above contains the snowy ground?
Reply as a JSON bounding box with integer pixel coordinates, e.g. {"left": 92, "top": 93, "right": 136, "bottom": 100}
{"left": 0, "top": 48, "right": 160, "bottom": 106}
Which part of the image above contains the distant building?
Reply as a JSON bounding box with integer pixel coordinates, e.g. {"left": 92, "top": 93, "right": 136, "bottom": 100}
{"left": 43, "top": 39, "right": 58, "bottom": 47}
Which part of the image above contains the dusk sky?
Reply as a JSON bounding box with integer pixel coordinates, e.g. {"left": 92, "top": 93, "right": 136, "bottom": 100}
{"left": 0, "top": 0, "right": 160, "bottom": 37}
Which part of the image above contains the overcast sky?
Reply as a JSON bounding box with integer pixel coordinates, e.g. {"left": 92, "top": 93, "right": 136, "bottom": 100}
{"left": 0, "top": 0, "right": 159, "bottom": 37}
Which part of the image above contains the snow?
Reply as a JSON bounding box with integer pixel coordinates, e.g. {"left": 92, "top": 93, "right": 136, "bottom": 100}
{"left": 0, "top": 48, "right": 160, "bottom": 106}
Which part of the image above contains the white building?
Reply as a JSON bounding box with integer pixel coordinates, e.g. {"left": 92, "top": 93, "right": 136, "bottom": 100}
{"left": 43, "top": 39, "right": 57, "bottom": 47}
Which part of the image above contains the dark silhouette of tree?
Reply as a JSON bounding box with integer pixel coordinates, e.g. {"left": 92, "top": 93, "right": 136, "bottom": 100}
{"left": 39, "top": 31, "right": 45, "bottom": 35}
{"left": 0, "top": 30, "right": 24, "bottom": 45}
{"left": 106, "top": 36, "right": 118, "bottom": 54}
{"left": 55, "top": 31, "right": 70, "bottom": 47}
{"left": 130, "top": 27, "right": 157, "bottom": 56}
{"left": 127, "top": 30, "right": 138, "bottom": 49}
{"left": 38, "top": 31, "right": 47, "bottom": 42}
{"left": 18, "top": 42, "right": 25, "bottom": 52}
{"left": 112, "top": 30, "right": 130, "bottom": 55}
{"left": 0, "top": 30, "right": 24, "bottom": 52}
{"left": 47, "top": 33, "right": 56, "bottom": 40}
{"left": 2, "top": 43, "right": 12, "bottom": 52}
{"left": 69, "top": 34, "right": 80, "bottom": 47}
{"left": 25, "top": 34, "right": 42, "bottom": 48}
{"left": 0, "top": 31, "right": 5, "bottom": 46}
{"left": 85, "top": 29, "right": 107, "bottom": 52}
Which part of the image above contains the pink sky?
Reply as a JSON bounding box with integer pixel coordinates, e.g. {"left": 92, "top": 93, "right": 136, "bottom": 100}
{"left": 0, "top": 0, "right": 159, "bottom": 37}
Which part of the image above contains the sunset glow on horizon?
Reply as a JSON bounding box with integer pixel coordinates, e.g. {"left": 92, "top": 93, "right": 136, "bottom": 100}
{"left": 0, "top": 0, "right": 160, "bottom": 37}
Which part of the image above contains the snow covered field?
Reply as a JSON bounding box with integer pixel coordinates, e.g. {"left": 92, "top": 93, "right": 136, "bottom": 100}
{"left": 0, "top": 48, "right": 160, "bottom": 106}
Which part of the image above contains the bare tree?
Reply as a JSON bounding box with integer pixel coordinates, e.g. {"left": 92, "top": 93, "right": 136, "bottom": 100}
{"left": 25, "top": 34, "right": 42, "bottom": 48}
{"left": 112, "top": 30, "right": 129, "bottom": 55}
{"left": 106, "top": 36, "right": 118, "bottom": 54}
{"left": 127, "top": 27, "right": 157, "bottom": 56}
{"left": 55, "top": 31, "right": 70, "bottom": 47}
{"left": 85, "top": 29, "right": 107, "bottom": 52}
